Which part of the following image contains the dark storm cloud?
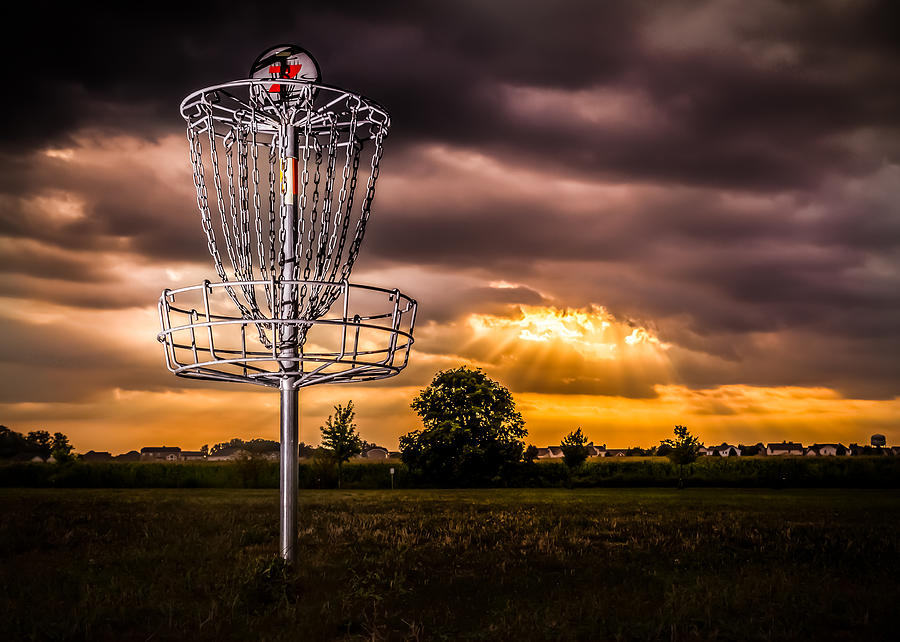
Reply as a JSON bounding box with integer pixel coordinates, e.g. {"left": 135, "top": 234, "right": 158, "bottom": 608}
{"left": 6, "top": 1, "right": 899, "bottom": 188}
{"left": 1, "top": 0, "right": 898, "bottom": 403}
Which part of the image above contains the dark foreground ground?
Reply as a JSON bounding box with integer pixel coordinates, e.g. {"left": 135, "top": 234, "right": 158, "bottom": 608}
{"left": 1, "top": 488, "right": 898, "bottom": 641}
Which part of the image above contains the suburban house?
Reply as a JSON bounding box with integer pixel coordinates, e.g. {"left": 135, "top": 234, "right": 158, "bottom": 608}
{"left": 535, "top": 447, "right": 563, "bottom": 459}
{"left": 604, "top": 448, "right": 628, "bottom": 457}
{"left": 766, "top": 442, "right": 804, "bottom": 456}
{"left": 361, "top": 447, "right": 389, "bottom": 459}
{"left": 180, "top": 450, "right": 207, "bottom": 461}
{"left": 703, "top": 443, "right": 742, "bottom": 457}
{"left": 114, "top": 451, "right": 140, "bottom": 461}
{"left": 586, "top": 444, "right": 607, "bottom": 457}
{"left": 81, "top": 450, "right": 113, "bottom": 462}
{"left": 804, "top": 443, "right": 847, "bottom": 456}
{"left": 140, "top": 446, "right": 182, "bottom": 461}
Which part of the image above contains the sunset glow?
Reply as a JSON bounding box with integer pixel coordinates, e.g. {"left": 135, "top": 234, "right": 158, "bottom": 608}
{"left": 1, "top": 3, "right": 897, "bottom": 455}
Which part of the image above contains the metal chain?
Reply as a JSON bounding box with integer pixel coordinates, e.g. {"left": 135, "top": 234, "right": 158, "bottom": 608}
{"left": 317, "top": 118, "right": 340, "bottom": 280}
{"left": 328, "top": 105, "right": 361, "bottom": 286}
{"left": 237, "top": 124, "right": 264, "bottom": 320}
{"left": 340, "top": 120, "right": 384, "bottom": 285}
{"left": 209, "top": 117, "right": 245, "bottom": 294}
{"left": 309, "top": 139, "right": 324, "bottom": 280}
{"left": 223, "top": 129, "right": 246, "bottom": 280}
{"left": 276, "top": 126, "right": 287, "bottom": 282}
{"left": 250, "top": 111, "right": 273, "bottom": 319}
{"left": 188, "top": 110, "right": 251, "bottom": 319}
{"left": 268, "top": 143, "right": 278, "bottom": 291}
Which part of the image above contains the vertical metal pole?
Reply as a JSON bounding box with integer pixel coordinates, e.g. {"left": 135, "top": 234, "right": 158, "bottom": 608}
{"left": 278, "top": 124, "right": 299, "bottom": 563}
{"left": 279, "top": 378, "right": 298, "bottom": 563}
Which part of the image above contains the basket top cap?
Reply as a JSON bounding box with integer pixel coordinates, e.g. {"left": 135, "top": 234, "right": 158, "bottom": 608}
{"left": 249, "top": 44, "right": 321, "bottom": 85}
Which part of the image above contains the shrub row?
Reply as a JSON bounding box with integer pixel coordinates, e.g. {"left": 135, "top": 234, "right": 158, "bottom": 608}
{"left": 2, "top": 456, "right": 900, "bottom": 489}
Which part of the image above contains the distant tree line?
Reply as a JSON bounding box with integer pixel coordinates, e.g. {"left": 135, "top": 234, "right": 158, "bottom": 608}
{"left": 0, "top": 426, "right": 74, "bottom": 462}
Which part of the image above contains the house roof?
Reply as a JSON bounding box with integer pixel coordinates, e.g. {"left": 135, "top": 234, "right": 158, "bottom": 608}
{"left": 767, "top": 442, "right": 802, "bottom": 449}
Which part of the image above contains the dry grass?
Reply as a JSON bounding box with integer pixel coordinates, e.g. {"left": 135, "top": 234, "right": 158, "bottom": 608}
{"left": 1, "top": 488, "right": 898, "bottom": 640}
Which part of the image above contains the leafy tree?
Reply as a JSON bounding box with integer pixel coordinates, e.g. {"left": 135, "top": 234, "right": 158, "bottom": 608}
{"left": 210, "top": 438, "right": 246, "bottom": 455}
{"left": 299, "top": 442, "right": 318, "bottom": 458}
{"left": 27, "top": 430, "right": 52, "bottom": 460}
{"left": 656, "top": 442, "right": 673, "bottom": 457}
{"left": 320, "top": 401, "right": 363, "bottom": 489}
{"left": 523, "top": 444, "right": 539, "bottom": 463}
{"left": 661, "top": 425, "right": 702, "bottom": 485}
{"left": 560, "top": 428, "right": 590, "bottom": 468}
{"left": 400, "top": 366, "right": 526, "bottom": 484}
{"left": 738, "top": 443, "right": 759, "bottom": 456}
{"left": 50, "top": 432, "right": 74, "bottom": 462}
{"left": 0, "top": 426, "right": 31, "bottom": 459}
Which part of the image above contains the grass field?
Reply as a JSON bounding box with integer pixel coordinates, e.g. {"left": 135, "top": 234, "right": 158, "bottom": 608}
{"left": 2, "top": 488, "right": 899, "bottom": 640}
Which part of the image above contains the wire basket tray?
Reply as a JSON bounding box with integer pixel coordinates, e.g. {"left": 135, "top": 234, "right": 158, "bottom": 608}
{"left": 158, "top": 279, "right": 416, "bottom": 389}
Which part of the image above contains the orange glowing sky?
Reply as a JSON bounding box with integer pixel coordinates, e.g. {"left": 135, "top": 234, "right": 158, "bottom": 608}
{"left": 1, "top": 3, "right": 898, "bottom": 453}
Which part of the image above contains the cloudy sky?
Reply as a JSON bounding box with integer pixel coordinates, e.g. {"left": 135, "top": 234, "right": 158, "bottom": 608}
{"left": 1, "top": 0, "right": 898, "bottom": 453}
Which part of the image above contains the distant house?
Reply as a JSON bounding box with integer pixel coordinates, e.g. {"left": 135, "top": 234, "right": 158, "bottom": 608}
{"left": 586, "top": 444, "right": 607, "bottom": 457}
{"left": 535, "top": 447, "right": 563, "bottom": 460}
{"left": 140, "top": 446, "right": 182, "bottom": 461}
{"left": 362, "top": 447, "right": 389, "bottom": 460}
{"left": 704, "top": 443, "right": 742, "bottom": 457}
{"left": 180, "top": 450, "right": 206, "bottom": 462}
{"left": 81, "top": 450, "right": 113, "bottom": 462}
{"left": 114, "top": 450, "right": 140, "bottom": 462}
{"left": 804, "top": 443, "right": 847, "bottom": 456}
{"left": 605, "top": 448, "right": 628, "bottom": 457}
{"left": 766, "top": 442, "right": 804, "bottom": 456}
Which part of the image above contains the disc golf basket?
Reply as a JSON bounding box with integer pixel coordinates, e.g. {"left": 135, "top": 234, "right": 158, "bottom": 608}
{"left": 157, "top": 45, "right": 416, "bottom": 563}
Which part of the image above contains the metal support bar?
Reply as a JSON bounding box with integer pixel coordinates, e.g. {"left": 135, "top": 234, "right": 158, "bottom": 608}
{"left": 278, "top": 124, "right": 300, "bottom": 564}
{"left": 279, "top": 377, "right": 299, "bottom": 563}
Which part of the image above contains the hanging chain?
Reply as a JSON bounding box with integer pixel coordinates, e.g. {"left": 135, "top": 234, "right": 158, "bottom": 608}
{"left": 317, "top": 118, "right": 340, "bottom": 280}
{"left": 340, "top": 119, "right": 384, "bottom": 285}
{"left": 308, "top": 140, "right": 324, "bottom": 280}
{"left": 181, "top": 89, "right": 389, "bottom": 339}
{"left": 190, "top": 108, "right": 251, "bottom": 319}
{"left": 268, "top": 143, "right": 278, "bottom": 290}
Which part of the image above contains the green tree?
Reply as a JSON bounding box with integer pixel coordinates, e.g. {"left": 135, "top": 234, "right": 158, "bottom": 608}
{"left": 0, "top": 426, "right": 31, "bottom": 459}
{"left": 50, "top": 432, "right": 74, "bottom": 463}
{"left": 320, "top": 401, "right": 363, "bottom": 489}
{"left": 400, "top": 366, "right": 526, "bottom": 484}
{"left": 560, "top": 428, "right": 590, "bottom": 469}
{"left": 661, "top": 425, "right": 702, "bottom": 485}
{"left": 523, "top": 444, "right": 539, "bottom": 463}
{"left": 26, "top": 430, "right": 52, "bottom": 460}
{"left": 656, "top": 442, "right": 673, "bottom": 457}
